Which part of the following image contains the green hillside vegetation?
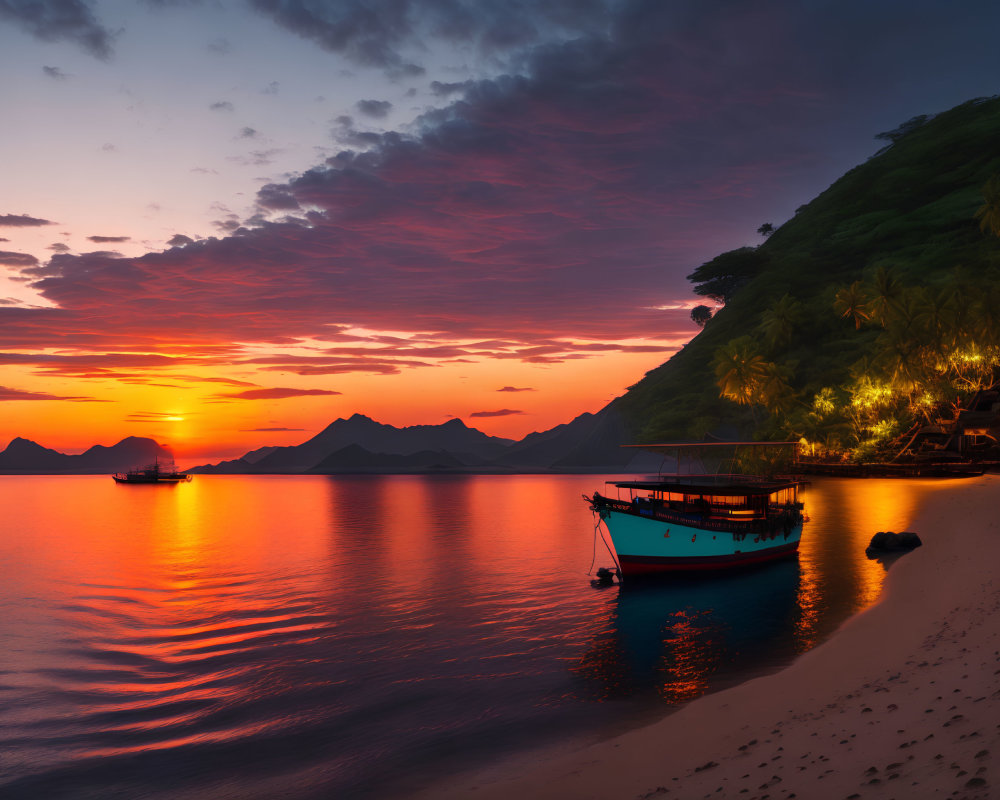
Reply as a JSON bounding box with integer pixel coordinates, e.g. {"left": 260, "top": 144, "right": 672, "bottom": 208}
{"left": 618, "top": 96, "right": 1000, "bottom": 460}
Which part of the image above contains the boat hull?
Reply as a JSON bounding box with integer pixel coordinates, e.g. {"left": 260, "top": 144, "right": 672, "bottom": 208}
{"left": 601, "top": 508, "right": 803, "bottom": 575}
{"left": 112, "top": 474, "right": 191, "bottom": 484}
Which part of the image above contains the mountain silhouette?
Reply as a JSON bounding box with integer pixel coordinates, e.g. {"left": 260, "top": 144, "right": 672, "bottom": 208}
{"left": 0, "top": 436, "right": 174, "bottom": 474}
{"left": 237, "top": 414, "right": 513, "bottom": 473}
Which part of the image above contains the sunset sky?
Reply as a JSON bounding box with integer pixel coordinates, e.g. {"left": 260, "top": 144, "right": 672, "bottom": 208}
{"left": 2, "top": 0, "right": 1000, "bottom": 463}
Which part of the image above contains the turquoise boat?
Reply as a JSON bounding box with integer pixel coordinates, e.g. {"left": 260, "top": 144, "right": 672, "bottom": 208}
{"left": 586, "top": 443, "right": 805, "bottom": 576}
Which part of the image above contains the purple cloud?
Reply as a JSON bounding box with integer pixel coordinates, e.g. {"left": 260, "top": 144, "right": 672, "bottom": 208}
{"left": 0, "top": 214, "right": 54, "bottom": 227}
{"left": 215, "top": 387, "right": 343, "bottom": 400}
{"left": 0, "top": 251, "right": 39, "bottom": 267}
{"left": 469, "top": 409, "right": 524, "bottom": 418}
{"left": 240, "top": 426, "right": 306, "bottom": 432}
{"left": 0, "top": 385, "right": 95, "bottom": 402}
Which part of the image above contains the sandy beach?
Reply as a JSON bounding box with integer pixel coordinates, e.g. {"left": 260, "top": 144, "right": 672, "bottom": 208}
{"left": 421, "top": 475, "right": 999, "bottom": 800}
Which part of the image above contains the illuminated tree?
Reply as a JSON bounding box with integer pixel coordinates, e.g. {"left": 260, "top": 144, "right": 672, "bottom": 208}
{"left": 712, "top": 336, "right": 768, "bottom": 409}
{"left": 846, "top": 373, "right": 898, "bottom": 442}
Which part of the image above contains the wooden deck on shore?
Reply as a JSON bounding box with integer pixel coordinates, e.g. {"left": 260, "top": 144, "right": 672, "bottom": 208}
{"left": 794, "top": 460, "right": 987, "bottom": 478}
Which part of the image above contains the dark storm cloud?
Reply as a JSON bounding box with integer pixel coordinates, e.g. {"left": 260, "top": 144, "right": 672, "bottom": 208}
{"left": 42, "top": 64, "right": 69, "bottom": 79}
{"left": 0, "top": 214, "right": 54, "bottom": 227}
{"left": 0, "top": 251, "right": 39, "bottom": 267}
{"left": 356, "top": 99, "right": 392, "bottom": 118}
{"left": 249, "top": 0, "right": 614, "bottom": 73}
{"left": 0, "top": 0, "right": 115, "bottom": 59}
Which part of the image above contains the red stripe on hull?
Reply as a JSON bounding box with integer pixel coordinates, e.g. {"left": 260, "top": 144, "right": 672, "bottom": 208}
{"left": 618, "top": 540, "right": 800, "bottom": 575}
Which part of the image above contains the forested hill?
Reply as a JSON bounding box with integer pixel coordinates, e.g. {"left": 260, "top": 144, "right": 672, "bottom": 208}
{"left": 615, "top": 95, "right": 1000, "bottom": 452}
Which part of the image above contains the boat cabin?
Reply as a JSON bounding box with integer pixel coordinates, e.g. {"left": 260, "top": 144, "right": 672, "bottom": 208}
{"left": 599, "top": 476, "right": 802, "bottom": 526}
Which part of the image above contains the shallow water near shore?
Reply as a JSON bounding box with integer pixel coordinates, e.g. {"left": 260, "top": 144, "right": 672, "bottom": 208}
{"left": 0, "top": 474, "right": 957, "bottom": 798}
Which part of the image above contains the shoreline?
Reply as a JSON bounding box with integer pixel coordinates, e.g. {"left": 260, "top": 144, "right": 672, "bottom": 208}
{"left": 418, "top": 475, "right": 999, "bottom": 799}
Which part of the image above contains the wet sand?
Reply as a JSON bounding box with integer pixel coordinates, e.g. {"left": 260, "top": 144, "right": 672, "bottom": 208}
{"left": 420, "top": 475, "right": 999, "bottom": 799}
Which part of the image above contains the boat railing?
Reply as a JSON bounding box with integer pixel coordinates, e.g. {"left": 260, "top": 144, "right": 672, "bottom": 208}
{"left": 594, "top": 496, "right": 800, "bottom": 537}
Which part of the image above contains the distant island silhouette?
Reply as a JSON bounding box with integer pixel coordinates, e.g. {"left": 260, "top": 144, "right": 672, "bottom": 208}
{"left": 0, "top": 436, "right": 173, "bottom": 475}
{"left": 0, "top": 412, "right": 661, "bottom": 475}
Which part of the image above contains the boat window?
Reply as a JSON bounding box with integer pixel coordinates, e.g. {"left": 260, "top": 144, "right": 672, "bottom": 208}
{"left": 705, "top": 494, "right": 750, "bottom": 507}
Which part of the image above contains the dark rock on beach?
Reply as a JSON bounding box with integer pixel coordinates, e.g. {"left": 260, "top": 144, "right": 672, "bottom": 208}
{"left": 866, "top": 531, "right": 923, "bottom": 554}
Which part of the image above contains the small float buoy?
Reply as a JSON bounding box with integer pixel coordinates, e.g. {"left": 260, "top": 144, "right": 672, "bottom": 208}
{"left": 591, "top": 566, "right": 620, "bottom": 586}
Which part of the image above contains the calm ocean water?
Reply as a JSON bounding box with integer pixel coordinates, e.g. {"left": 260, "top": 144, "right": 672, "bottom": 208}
{"left": 0, "top": 474, "right": 953, "bottom": 799}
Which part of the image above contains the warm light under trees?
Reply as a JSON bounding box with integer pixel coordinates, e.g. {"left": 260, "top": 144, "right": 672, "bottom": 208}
{"left": 713, "top": 263, "right": 1000, "bottom": 462}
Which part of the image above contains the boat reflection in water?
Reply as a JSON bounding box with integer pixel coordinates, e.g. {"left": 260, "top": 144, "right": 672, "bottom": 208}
{"left": 573, "top": 559, "right": 801, "bottom": 704}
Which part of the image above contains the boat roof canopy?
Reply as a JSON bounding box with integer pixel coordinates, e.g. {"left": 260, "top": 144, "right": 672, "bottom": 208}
{"left": 608, "top": 476, "right": 802, "bottom": 497}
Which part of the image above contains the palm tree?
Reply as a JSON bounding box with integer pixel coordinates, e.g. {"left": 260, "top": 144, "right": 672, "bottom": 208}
{"left": 866, "top": 265, "right": 904, "bottom": 327}
{"left": 974, "top": 175, "right": 1000, "bottom": 237}
{"left": 758, "top": 293, "right": 802, "bottom": 349}
{"left": 915, "top": 285, "right": 956, "bottom": 355}
{"left": 758, "top": 361, "right": 797, "bottom": 416}
{"left": 713, "top": 337, "right": 768, "bottom": 409}
{"left": 833, "top": 281, "right": 870, "bottom": 329}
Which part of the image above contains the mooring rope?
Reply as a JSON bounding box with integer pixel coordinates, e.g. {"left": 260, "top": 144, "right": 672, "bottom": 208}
{"left": 588, "top": 512, "right": 601, "bottom": 575}
{"left": 586, "top": 508, "right": 622, "bottom": 581}
{"left": 597, "top": 517, "right": 623, "bottom": 580}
